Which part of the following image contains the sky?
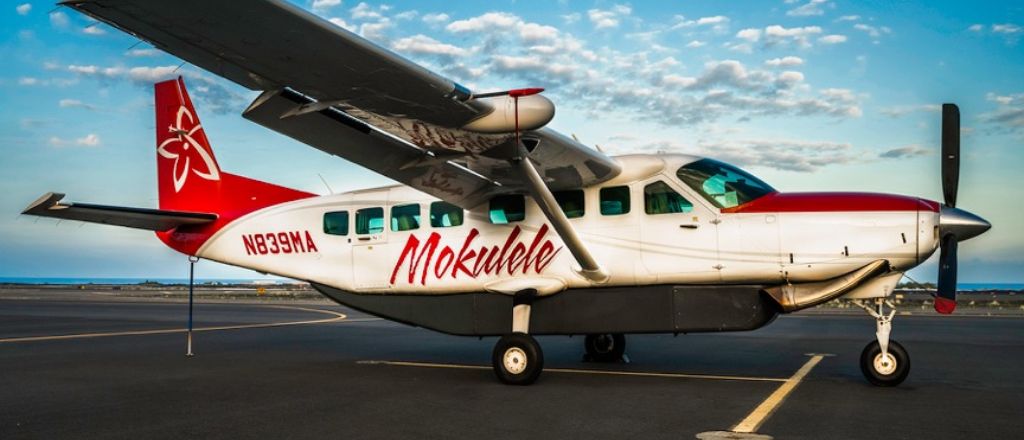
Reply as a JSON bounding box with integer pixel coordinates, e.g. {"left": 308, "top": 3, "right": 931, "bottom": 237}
{"left": 1, "top": 0, "right": 1022, "bottom": 282}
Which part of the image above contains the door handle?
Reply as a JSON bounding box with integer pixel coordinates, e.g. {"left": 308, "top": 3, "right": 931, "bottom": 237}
{"left": 358, "top": 237, "right": 371, "bottom": 241}
{"left": 679, "top": 224, "right": 699, "bottom": 229}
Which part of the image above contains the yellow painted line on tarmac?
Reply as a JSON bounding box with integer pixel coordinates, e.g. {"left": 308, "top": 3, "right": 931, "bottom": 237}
{"left": 358, "top": 360, "right": 788, "bottom": 383}
{"left": 0, "top": 305, "right": 375, "bottom": 344}
{"left": 729, "top": 354, "right": 825, "bottom": 434}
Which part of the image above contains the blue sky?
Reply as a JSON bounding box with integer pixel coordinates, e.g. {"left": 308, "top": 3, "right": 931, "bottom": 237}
{"left": 1, "top": 0, "right": 1022, "bottom": 282}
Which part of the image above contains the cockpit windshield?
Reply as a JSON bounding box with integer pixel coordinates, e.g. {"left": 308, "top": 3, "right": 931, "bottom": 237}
{"left": 676, "top": 158, "right": 776, "bottom": 209}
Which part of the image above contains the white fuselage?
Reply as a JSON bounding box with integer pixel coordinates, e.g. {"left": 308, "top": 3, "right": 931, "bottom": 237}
{"left": 194, "top": 155, "right": 940, "bottom": 296}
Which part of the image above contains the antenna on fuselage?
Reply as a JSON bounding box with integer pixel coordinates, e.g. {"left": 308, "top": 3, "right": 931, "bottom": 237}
{"left": 317, "top": 173, "right": 335, "bottom": 195}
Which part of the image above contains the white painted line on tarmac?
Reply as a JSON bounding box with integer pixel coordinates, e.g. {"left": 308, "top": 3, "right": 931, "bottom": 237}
{"left": 358, "top": 360, "right": 788, "bottom": 383}
{"left": 0, "top": 306, "right": 376, "bottom": 344}
{"left": 728, "top": 354, "right": 825, "bottom": 434}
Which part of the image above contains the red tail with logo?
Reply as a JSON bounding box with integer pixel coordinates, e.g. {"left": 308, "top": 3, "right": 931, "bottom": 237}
{"left": 154, "top": 77, "right": 315, "bottom": 255}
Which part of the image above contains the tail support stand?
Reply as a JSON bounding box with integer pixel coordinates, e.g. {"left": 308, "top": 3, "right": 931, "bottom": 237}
{"left": 186, "top": 255, "right": 199, "bottom": 357}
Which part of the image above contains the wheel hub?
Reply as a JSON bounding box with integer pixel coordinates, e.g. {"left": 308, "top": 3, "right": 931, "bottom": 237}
{"left": 594, "top": 335, "right": 614, "bottom": 354}
{"left": 503, "top": 347, "right": 528, "bottom": 375}
{"left": 873, "top": 352, "right": 898, "bottom": 376}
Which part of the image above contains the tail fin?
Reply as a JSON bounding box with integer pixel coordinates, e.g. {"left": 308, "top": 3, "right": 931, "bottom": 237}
{"left": 153, "top": 78, "right": 315, "bottom": 254}
{"left": 155, "top": 78, "right": 222, "bottom": 211}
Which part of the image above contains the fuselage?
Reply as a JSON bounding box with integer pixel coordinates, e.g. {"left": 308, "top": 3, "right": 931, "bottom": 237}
{"left": 187, "top": 154, "right": 940, "bottom": 295}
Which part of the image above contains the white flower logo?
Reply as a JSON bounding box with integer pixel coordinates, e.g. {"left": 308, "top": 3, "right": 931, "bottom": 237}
{"left": 157, "top": 105, "right": 220, "bottom": 192}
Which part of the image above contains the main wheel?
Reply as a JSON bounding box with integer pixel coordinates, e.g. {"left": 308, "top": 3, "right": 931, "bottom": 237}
{"left": 492, "top": 333, "right": 544, "bottom": 385}
{"left": 860, "top": 339, "right": 910, "bottom": 387}
{"left": 584, "top": 333, "right": 626, "bottom": 362}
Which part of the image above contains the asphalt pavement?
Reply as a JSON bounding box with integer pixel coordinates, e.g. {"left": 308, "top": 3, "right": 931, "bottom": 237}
{"left": 1, "top": 294, "right": 1022, "bottom": 439}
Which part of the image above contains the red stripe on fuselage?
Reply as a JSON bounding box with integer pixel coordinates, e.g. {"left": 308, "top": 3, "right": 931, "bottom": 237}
{"left": 721, "top": 192, "right": 940, "bottom": 214}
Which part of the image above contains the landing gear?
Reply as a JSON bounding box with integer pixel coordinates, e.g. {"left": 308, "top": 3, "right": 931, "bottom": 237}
{"left": 584, "top": 333, "right": 626, "bottom": 362}
{"left": 492, "top": 289, "right": 544, "bottom": 385}
{"left": 856, "top": 298, "right": 910, "bottom": 386}
{"left": 860, "top": 340, "right": 910, "bottom": 386}
{"left": 492, "top": 333, "right": 544, "bottom": 385}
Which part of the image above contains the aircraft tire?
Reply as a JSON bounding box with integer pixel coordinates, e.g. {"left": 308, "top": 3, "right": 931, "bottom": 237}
{"left": 584, "top": 333, "right": 626, "bottom": 362}
{"left": 492, "top": 333, "right": 543, "bottom": 385}
{"left": 860, "top": 339, "right": 910, "bottom": 387}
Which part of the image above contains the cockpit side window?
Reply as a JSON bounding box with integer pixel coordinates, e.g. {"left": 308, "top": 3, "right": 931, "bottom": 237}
{"left": 676, "top": 158, "right": 775, "bottom": 209}
{"left": 644, "top": 181, "right": 693, "bottom": 214}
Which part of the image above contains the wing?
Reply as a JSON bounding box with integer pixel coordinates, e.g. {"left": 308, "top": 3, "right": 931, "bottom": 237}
{"left": 23, "top": 193, "right": 217, "bottom": 231}
{"left": 65, "top": 0, "right": 621, "bottom": 207}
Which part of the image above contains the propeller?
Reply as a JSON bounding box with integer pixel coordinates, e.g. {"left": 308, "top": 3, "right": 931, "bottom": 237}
{"left": 933, "top": 103, "right": 990, "bottom": 314}
{"left": 935, "top": 104, "right": 960, "bottom": 314}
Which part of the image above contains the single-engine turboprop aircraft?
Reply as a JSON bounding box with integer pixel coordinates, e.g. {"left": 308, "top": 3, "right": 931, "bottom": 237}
{"left": 26, "top": 0, "right": 991, "bottom": 386}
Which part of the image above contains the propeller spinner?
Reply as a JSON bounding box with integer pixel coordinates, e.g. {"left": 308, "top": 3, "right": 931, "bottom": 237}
{"left": 934, "top": 104, "right": 991, "bottom": 314}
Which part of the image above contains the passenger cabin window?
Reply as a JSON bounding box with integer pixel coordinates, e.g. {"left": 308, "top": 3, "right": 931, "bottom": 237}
{"left": 430, "top": 201, "right": 464, "bottom": 227}
{"left": 600, "top": 186, "right": 630, "bottom": 216}
{"left": 554, "top": 190, "right": 585, "bottom": 218}
{"left": 355, "top": 207, "right": 384, "bottom": 234}
{"left": 675, "top": 158, "right": 775, "bottom": 209}
{"left": 323, "top": 211, "right": 349, "bottom": 236}
{"left": 489, "top": 194, "right": 525, "bottom": 224}
{"left": 644, "top": 181, "right": 693, "bottom": 214}
{"left": 391, "top": 204, "right": 420, "bottom": 232}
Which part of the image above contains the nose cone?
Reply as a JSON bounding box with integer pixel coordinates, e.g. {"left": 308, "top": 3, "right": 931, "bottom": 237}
{"left": 939, "top": 206, "right": 991, "bottom": 242}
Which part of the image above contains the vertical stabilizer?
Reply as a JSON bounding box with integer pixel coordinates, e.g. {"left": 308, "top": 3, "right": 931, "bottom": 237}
{"left": 152, "top": 78, "right": 315, "bottom": 255}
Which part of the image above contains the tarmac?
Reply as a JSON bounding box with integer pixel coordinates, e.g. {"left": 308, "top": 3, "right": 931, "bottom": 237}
{"left": 1, "top": 289, "right": 1022, "bottom": 439}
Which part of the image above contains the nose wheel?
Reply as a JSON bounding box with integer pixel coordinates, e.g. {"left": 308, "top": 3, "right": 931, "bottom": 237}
{"left": 856, "top": 298, "right": 910, "bottom": 386}
{"left": 860, "top": 339, "right": 910, "bottom": 386}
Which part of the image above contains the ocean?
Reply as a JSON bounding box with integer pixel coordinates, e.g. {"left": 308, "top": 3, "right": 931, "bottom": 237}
{"left": 0, "top": 277, "right": 293, "bottom": 285}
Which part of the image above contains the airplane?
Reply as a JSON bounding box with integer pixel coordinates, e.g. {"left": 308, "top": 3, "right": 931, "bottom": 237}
{"left": 25, "top": 0, "right": 991, "bottom": 386}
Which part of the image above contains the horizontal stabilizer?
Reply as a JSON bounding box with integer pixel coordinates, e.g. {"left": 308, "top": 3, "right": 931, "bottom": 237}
{"left": 22, "top": 192, "right": 217, "bottom": 231}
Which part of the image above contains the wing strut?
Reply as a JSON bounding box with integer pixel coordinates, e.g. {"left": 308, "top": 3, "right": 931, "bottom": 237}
{"left": 513, "top": 151, "right": 609, "bottom": 283}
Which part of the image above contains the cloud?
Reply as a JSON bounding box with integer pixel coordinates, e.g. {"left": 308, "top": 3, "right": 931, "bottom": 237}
{"left": 49, "top": 133, "right": 101, "bottom": 147}
{"left": 818, "top": 34, "right": 847, "bottom": 44}
{"left": 671, "top": 15, "right": 731, "bottom": 33}
{"left": 125, "top": 48, "right": 161, "bottom": 57}
{"left": 736, "top": 28, "right": 761, "bottom": 42}
{"left": 787, "top": 0, "right": 830, "bottom": 17}
{"left": 686, "top": 40, "right": 706, "bottom": 48}
{"left": 350, "top": 2, "right": 384, "bottom": 20}
{"left": 764, "top": 56, "right": 804, "bottom": 67}
{"left": 16, "top": 3, "right": 31, "bottom": 15}
{"left": 968, "top": 24, "right": 983, "bottom": 32}
{"left": 878, "top": 104, "right": 940, "bottom": 118}
{"left": 63, "top": 64, "right": 247, "bottom": 114}
{"left": 394, "top": 10, "right": 417, "bottom": 21}
{"left": 447, "top": 12, "right": 519, "bottom": 32}
{"left": 879, "top": 145, "right": 930, "bottom": 159}
{"left": 391, "top": 34, "right": 467, "bottom": 58}
{"left": 312, "top": 0, "right": 342, "bottom": 12}
{"left": 422, "top": 12, "right": 449, "bottom": 26}
{"left": 992, "top": 23, "right": 1022, "bottom": 34}
{"left": 623, "top": 138, "right": 856, "bottom": 172}
{"left": 587, "top": 5, "right": 631, "bottom": 29}
{"left": 562, "top": 13, "right": 581, "bottom": 25}
{"left": 58, "top": 99, "right": 97, "bottom": 110}
{"left": 764, "top": 25, "right": 823, "bottom": 48}
{"left": 853, "top": 23, "right": 891, "bottom": 39}
{"left": 837, "top": 15, "right": 860, "bottom": 22}
{"left": 18, "top": 77, "right": 39, "bottom": 86}
{"left": 49, "top": 11, "right": 69, "bottom": 29}
{"left": 82, "top": 25, "right": 106, "bottom": 35}
{"left": 981, "top": 92, "right": 1024, "bottom": 133}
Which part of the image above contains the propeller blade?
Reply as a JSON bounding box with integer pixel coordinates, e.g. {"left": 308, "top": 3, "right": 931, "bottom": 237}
{"left": 941, "top": 103, "right": 960, "bottom": 208}
{"left": 935, "top": 233, "right": 958, "bottom": 314}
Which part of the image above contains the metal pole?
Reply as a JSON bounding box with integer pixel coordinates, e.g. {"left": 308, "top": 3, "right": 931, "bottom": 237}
{"left": 186, "top": 255, "right": 199, "bottom": 357}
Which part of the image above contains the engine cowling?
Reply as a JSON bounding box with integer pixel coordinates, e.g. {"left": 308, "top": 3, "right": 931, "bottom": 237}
{"left": 462, "top": 94, "right": 555, "bottom": 134}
